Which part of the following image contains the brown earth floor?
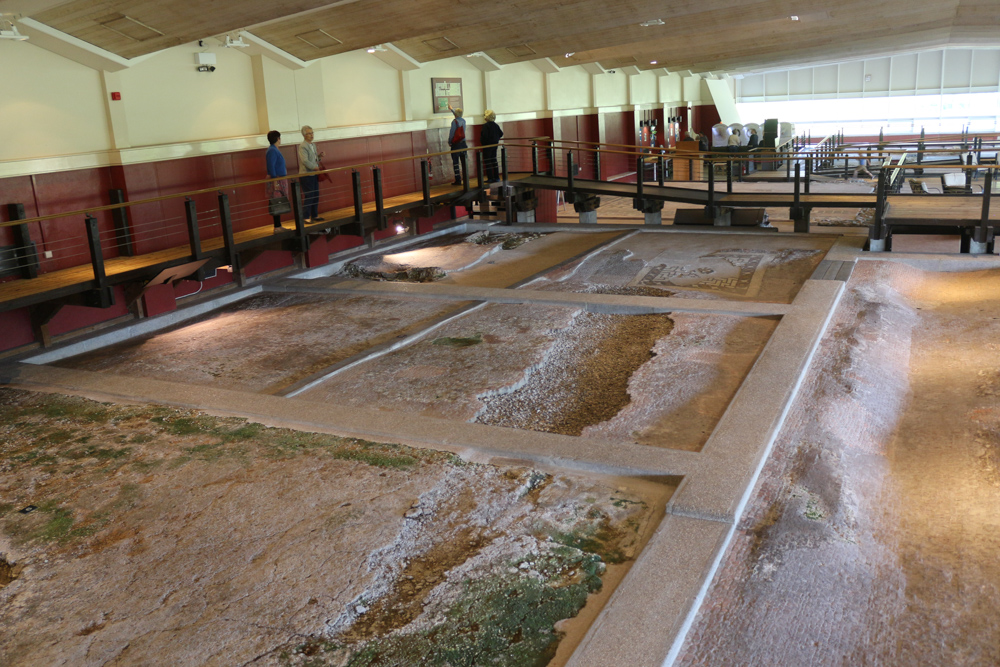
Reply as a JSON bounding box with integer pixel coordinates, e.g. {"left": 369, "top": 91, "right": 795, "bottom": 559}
{"left": 675, "top": 261, "right": 1000, "bottom": 666}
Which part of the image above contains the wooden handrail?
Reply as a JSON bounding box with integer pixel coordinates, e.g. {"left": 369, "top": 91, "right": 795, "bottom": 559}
{"left": 0, "top": 143, "right": 495, "bottom": 229}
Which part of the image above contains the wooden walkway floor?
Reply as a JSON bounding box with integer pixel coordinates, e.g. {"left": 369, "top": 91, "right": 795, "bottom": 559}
{"left": 0, "top": 179, "right": 486, "bottom": 313}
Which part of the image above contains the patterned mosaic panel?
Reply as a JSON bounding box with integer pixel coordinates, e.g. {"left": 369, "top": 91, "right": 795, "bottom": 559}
{"left": 630, "top": 248, "right": 771, "bottom": 296}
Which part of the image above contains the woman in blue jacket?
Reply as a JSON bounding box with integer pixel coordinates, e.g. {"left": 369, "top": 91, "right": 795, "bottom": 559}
{"left": 265, "top": 130, "right": 287, "bottom": 231}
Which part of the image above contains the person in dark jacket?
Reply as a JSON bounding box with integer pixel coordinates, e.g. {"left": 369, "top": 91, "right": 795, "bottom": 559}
{"left": 697, "top": 133, "right": 709, "bottom": 153}
{"left": 265, "top": 130, "right": 287, "bottom": 231}
{"left": 480, "top": 110, "right": 504, "bottom": 184}
{"left": 747, "top": 128, "right": 760, "bottom": 149}
{"left": 447, "top": 104, "right": 467, "bottom": 185}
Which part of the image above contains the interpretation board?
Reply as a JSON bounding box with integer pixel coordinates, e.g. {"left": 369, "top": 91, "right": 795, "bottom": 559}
{"left": 432, "top": 78, "right": 463, "bottom": 113}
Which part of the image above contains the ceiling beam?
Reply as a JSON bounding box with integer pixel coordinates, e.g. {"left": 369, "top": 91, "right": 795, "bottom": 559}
{"left": 237, "top": 30, "right": 310, "bottom": 70}
{"left": 373, "top": 42, "right": 422, "bottom": 71}
{"left": 16, "top": 17, "right": 155, "bottom": 72}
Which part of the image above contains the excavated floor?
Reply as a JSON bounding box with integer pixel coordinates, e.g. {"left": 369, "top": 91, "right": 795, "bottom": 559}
{"left": 0, "top": 389, "right": 670, "bottom": 667}
{"left": 675, "top": 261, "right": 1000, "bottom": 665}
{"left": 528, "top": 231, "right": 835, "bottom": 304}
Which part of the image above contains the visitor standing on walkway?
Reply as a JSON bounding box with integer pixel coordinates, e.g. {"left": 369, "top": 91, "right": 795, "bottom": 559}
{"left": 480, "top": 110, "right": 504, "bottom": 184}
{"left": 265, "top": 130, "right": 287, "bottom": 231}
{"left": 447, "top": 104, "right": 468, "bottom": 185}
{"left": 298, "top": 125, "right": 325, "bottom": 223}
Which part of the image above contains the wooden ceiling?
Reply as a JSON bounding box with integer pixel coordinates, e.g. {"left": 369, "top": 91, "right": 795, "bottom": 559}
{"left": 18, "top": 0, "right": 1000, "bottom": 73}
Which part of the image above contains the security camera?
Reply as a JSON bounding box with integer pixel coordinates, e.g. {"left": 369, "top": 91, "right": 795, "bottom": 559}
{"left": 608, "top": 69, "right": 616, "bottom": 74}
{"left": 196, "top": 65, "right": 216, "bottom": 72}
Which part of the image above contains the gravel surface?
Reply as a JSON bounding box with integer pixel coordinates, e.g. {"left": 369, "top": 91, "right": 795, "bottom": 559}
{"left": 475, "top": 312, "right": 675, "bottom": 436}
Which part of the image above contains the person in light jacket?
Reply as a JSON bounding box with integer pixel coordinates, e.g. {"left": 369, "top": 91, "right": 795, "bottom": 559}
{"left": 480, "top": 110, "right": 504, "bottom": 184}
{"left": 298, "top": 125, "right": 325, "bottom": 223}
{"left": 447, "top": 104, "right": 467, "bottom": 185}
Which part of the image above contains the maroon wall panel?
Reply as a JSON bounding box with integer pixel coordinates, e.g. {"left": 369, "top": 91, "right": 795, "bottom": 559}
{"left": 603, "top": 111, "right": 635, "bottom": 177}
{"left": 244, "top": 249, "right": 294, "bottom": 277}
{"left": 48, "top": 285, "right": 129, "bottom": 336}
{"left": 0, "top": 176, "right": 39, "bottom": 262}
{"left": 0, "top": 307, "right": 35, "bottom": 352}
{"left": 33, "top": 168, "right": 117, "bottom": 271}
{"left": 694, "top": 105, "right": 721, "bottom": 135}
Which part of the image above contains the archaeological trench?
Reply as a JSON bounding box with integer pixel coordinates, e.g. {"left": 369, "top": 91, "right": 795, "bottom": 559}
{"left": 1, "top": 217, "right": 998, "bottom": 666}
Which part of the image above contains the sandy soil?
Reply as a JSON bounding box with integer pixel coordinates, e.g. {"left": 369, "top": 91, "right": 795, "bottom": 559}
{"left": 56, "top": 293, "right": 464, "bottom": 395}
{"left": 528, "top": 232, "right": 833, "bottom": 303}
{"left": 675, "top": 261, "right": 1000, "bottom": 665}
{"left": 0, "top": 389, "right": 666, "bottom": 667}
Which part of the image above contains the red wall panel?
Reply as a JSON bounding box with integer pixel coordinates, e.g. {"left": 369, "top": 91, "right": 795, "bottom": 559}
{"left": 33, "top": 168, "right": 117, "bottom": 272}
{"left": 0, "top": 307, "right": 35, "bottom": 352}
{"left": 48, "top": 285, "right": 129, "bottom": 336}
{"left": 0, "top": 176, "right": 39, "bottom": 266}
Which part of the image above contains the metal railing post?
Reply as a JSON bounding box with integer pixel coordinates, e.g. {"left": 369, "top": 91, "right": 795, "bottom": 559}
{"left": 636, "top": 156, "right": 644, "bottom": 200}
{"left": 657, "top": 155, "right": 665, "bottom": 187}
{"left": 567, "top": 151, "right": 575, "bottom": 193}
{"left": 218, "top": 192, "right": 238, "bottom": 273}
{"left": 6, "top": 203, "right": 38, "bottom": 279}
{"left": 373, "top": 166, "right": 386, "bottom": 230}
{"left": 108, "top": 189, "right": 135, "bottom": 257}
{"left": 501, "top": 147, "right": 509, "bottom": 186}
{"left": 976, "top": 169, "right": 993, "bottom": 246}
{"left": 85, "top": 214, "right": 114, "bottom": 308}
{"left": 290, "top": 179, "right": 309, "bottom": 251}
{"left": 352, "top": 170, "right": 364, "bottom": 226}
{"left": 185, "top": 198, "right": 202, "bottom": 261}
{"left": 547, "top": 145, "right": 555, "bottom": 176}
{"left": 476, "top": 151, "right": 485, "bottom": 189}
{"left": 805, "top": 157, "right": 812, "bottom": 194}
{"left": 421, "top": 159, "right": 431, "bottom": 207}
{"left": 595, "top": 146, "right": 602, "bottom": 181}
{"left": 532, "top": 142, "right": 539, "bottom": 175}
{"left": 460, "top": 153, "right": 469, "bottom": 191}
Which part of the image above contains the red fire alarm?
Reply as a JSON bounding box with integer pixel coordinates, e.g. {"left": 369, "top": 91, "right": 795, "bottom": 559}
{"left": 111, "top": 92, "right": 122, "bottom": 101}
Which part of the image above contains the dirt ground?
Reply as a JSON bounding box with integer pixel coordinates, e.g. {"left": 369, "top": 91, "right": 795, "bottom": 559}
{"left": 56, "top": 293, "right": 464, "bottom": 395}
{"left": 675, "top": 261, "right": 1000, "bottom": 665}
{"left": 0, "top": 389, "right": 666, "bottom": 667}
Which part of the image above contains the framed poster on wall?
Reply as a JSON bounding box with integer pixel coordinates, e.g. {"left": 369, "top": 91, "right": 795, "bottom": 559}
{"left": 432, "top": 78, "right": 463, "bottom": 113}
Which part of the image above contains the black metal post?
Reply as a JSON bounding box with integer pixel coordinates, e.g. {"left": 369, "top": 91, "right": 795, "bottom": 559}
{"left": 421, "top": 160, "right": 431, "bottom": 207}
{"left": 84, "top": 214, "right": 113, "bottom": 307}
{"left": 805, "top": 157, "right": 812, "bottom": 194}
{"left": 594, "top": 147, "right": 602, "bottom": 181}
{"left": 218, "top": 192, "right": 238, "bottom": 273}
{"left": 726, "top": 155, "right": 733, "bottom": 194}
{"left": 567, "top": 152, "right": 575, "bottom": 193}
{"left": 636, "top": 156, "right": 644, "bottom": 201}
{"left": 976, "top": 170, "right": 992, "bottom": 246}
{"left": 6, "top": 203, "right": 38, "bottom": 279}
{"left": 786, "top": 149, "right": 791, "bottom": 180}
{"left": 966, "top": 154, "right": 974, "bottom": 190}
{"left": 501, "top": 147, "right": 509, "bottom": 186}
{"left": 352, "top": 170, "right": 364, "bottom": 226}
{"left": 547, "top": 146, "right": 555, "bottom": 176}
{"left": 476, "top": 151, "right": 485, "bottom": 189}
{"left": 373, "top": 167, "right": 386, "bottom": 230}
{"left": 532, "top": 143, "right": 539, "bottom": 175}
{"left": 460, "top": 153, "right": 469, "bottom": 192}
{"left": 706, "top": 158, "right": 715, "bottom": 215}
{"left": 185, "top": 198, "right": 202, "bottom": 261}
{"left": 657, "top": 155, "right": 665, "bottom": 186}
{"left": 793, "top": 162, "right": 801, "bottom": 207}
{"left": 290, "top": 180, "right": 309, "bottom": 252}
{"left": 843, "top": 151, "right": 850, "bottom": 179}
{"left": 872, "top": 169, "right": 886, "bottom": 243}
{"left": 108, "top": 189, "right": 135, "bottom": 257}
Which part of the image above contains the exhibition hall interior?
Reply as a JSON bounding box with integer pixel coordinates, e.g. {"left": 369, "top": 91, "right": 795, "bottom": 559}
{"left": 1, "top": 0, "right": 999, "bottom": 665}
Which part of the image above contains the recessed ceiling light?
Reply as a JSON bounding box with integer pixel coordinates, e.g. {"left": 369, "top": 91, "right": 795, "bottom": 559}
{"left": 565, "top": 52, "right": 575, "bottom": 58}
{"left": 650, "top": 60, "right": 657, "bottom": 65}
{"left": 790, "top": 15, "right": 799, "bottom": 20}
{"left": 640, "top": 19, "right": 665, "bottom": 26}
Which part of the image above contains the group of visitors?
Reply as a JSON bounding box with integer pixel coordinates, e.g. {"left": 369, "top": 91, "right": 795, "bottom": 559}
{"left": 448, "top": 104, "right": 504, "bottom": 185}
{"left": 264, "top": 126, "right": 326, "bottom": 231}
{"left": 264, "top": 108, "right": 505, "bottom": 231}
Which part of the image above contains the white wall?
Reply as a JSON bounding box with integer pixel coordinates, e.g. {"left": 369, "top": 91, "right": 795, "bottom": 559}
{"left": 0, "top": 40, "right": 111, "bottom": 161}
{"left": 117, "top": 44, "right": 259, "bottom": 146}
{"left": 594, "top": 71, "right": 628, "bottom": 107}
{"left": 739, "top": 47, "right": 1000, "bottom": 101}
{"left": 630, "top": 72, "right": 657, "bottom": 105}
{"left": 549, "top": 67, "right": 592, "bottom": 109}
{"left": 321, "top": 50, "right": 403, "bottom": 127}
{"left": 411, "top": 57, "right": 485, "bottom": 121}
{"left": 488, "top": 62, "right": 545, "bottom": 115}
